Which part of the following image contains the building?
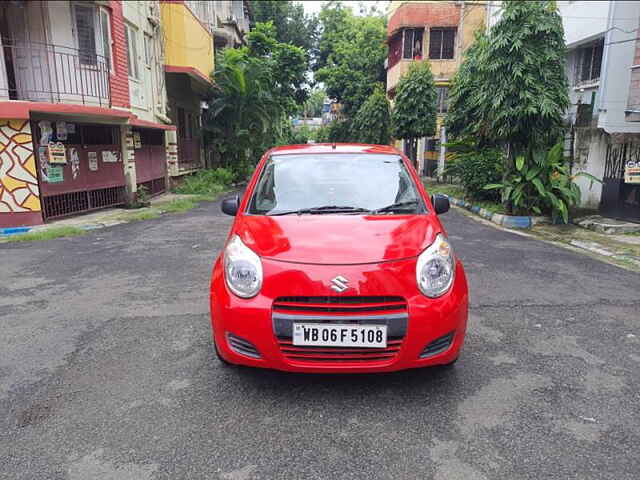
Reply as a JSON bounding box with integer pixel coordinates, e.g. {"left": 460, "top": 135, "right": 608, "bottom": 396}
{"left": 161, "top": 0, "right": 251, "bottom": 171}
{"left": 0, "top": 0, "right": 250, "bottom": 229}
{"left": 385, "top": 0, "right": 488, "bottom": 176}
{"left": 559, "top": 0, "right": 640, "bottom": 221}
{"left": 211, "top": 0, "right": 253, "bottom": 53}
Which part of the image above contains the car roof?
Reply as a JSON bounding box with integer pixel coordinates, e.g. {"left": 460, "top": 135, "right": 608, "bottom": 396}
{"left": 268, "top": 143, "right": 402, "bottom": 156}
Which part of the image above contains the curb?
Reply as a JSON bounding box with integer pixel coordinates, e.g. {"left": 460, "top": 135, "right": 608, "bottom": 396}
{"left": 0, "top": 226, "right": 32, "bottom": 236}
{"left": 447, "top": 196, "right": 535, "bottom": 229}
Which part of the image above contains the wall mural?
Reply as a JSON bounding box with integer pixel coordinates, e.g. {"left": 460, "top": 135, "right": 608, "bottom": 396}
{"left": 0, "top": 120, "right": 41, "bottom": 213}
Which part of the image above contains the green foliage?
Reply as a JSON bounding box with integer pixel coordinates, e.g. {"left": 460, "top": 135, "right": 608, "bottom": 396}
{"left": 173, "top": 168, "right": 235, "bottom": 196}
{"left": 315, "top": 1, "right": 353, "bottom": 71}
{"left": 315, "top": 6, "right": 387, "bottom": 116}
{"left": 251, "top": 0, "right": 319, "bottom": 53}
{"left": 484, "top": 143, "right": 602, "bottom": 222}
{"left": 135, "top": 184, "right": 150, "bottom": 206}
{"left": 205, "top": 23, "right": 308, "bottom": 174}
{"left": 391, "top": 62, "right": 437, "bottom": 141}
{"left": 5, "top": 226, "right": 86, "bottom": 243}
{"left": 351, "top": 83, "right": 391, "bottom": 145}
{"left": 326, "top": 120, "right": 353, "bottom": 143}
{"left": 302, "top": 88, "right": 326, "bottom": 118}
{"left": 446, "top": 1, "right": 569, "bottom": 153}
{"left": 444, "top": 141, "right": 503, "bottom": 201}
{"left": 314, "top": 124, "right": 331, "bottom": 143}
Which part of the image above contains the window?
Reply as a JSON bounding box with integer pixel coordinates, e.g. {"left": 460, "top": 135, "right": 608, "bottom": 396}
{"left": 125, "top": 23, "right": 139, "bottom": 79}
{"left": 437, "top": 86, "right": 449, "bottom": 113}
{"left": 98, "top": 8, "right": 112, "bottom": 69}
{"left": 576, "top": 39, "right": 604, "bottom": 85}
{"left": 429, "top": 28, "right": 456, "bottom": 60}
{"left": 74, "top": 5, "right": 97, "bottom": 65}
{"left": 248, "top": 154, "right": 424, "bottom": 215}
{"left": 74, "top": 5, "right": 111, "bottom": 67}
{"left": 402, "top": 29, "right": 424, "bottom": 60}
{"left": 144, "top": 33, "right": 153, "bottom": 66}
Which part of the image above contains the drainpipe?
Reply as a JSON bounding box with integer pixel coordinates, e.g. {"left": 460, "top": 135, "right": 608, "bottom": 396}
{"left": 438, "top": 126, "right": 447, "bottom": 181}
{"left": 597, "top": 2, "right": 615, "bottom": 116}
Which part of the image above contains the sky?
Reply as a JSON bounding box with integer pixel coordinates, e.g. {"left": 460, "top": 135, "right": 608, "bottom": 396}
{"left": 297, "top": 1, "right": 390, "bottom": 16}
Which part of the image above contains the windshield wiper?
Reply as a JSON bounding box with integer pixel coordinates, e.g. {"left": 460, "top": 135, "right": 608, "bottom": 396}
{"left": 269, "top": 205, "right": 372, "bottom": 216}
{"left": 373, "top": 200, "right": 420, "bottom": 214}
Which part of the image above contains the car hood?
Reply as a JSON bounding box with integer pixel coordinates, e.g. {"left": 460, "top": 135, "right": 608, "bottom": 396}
{"left": 236, "top": 215, "right": 440, "bottom": 265}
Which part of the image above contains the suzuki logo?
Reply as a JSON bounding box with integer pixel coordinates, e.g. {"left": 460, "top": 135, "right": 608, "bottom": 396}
{"left": 330, "top": 275, "right": 349, "bottom": 293}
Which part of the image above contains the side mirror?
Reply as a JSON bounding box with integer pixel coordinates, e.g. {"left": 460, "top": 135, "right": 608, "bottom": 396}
{"left": 221, "top": 195, "right": 240, "bottom": 216}
{"left": 431, "top": 194, "right": 450, "bottom": 215}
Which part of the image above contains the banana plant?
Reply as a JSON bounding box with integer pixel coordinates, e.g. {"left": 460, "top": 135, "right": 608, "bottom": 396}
{"left": 485, "top": 142, "right": 601, "bottom": 223}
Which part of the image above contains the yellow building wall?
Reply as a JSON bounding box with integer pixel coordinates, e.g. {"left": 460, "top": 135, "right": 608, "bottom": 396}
{"left": 160, "top": 2, "right": 215, "bottom": 81}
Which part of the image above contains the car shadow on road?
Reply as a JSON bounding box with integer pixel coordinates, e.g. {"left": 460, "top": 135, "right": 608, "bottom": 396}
{"left": 216, "top": 360, "right": 464, "bottom": 397}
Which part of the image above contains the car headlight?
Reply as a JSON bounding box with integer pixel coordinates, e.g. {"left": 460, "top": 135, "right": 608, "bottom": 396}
{"left": 416, "top": 234, "right": 455, "bottom": 298}
{"left": 224, "top": 235, "right": 263, "bottom": 298}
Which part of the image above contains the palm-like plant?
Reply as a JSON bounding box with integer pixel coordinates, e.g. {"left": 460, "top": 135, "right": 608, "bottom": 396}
{"left": 204, "top": 49, "right": 283, "bottom": 172}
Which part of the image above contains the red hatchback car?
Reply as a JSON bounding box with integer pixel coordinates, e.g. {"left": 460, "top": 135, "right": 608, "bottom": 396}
{"left": 210, "top": 144, "right": 468, "bottom": 373}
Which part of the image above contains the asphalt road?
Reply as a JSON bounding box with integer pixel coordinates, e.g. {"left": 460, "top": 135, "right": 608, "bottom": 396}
{"left": 1, "top": 199, "right": 640, "bottom": 480}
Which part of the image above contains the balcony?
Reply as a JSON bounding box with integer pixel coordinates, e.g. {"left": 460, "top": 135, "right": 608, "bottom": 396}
{"left": 0, "top": 42, "right": 111, "bottom": 107}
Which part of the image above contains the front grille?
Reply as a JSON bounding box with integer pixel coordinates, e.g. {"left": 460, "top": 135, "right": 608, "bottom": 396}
{"left": 273, "top": 296, "right": 407, "bottom": 314}
{"left": 273, "top": 296, "right": 407, "bottom": 364}
{"left": 278, "top": 338, "right": 403, "bottom": 363}
{"left": 420, "top": 331, "right": 455, "bottom": 358}
{"left": 227, "top": 333, "right": 261, "bottom": 359}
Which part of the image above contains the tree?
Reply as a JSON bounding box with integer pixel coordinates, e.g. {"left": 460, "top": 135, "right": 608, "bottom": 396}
{"left": 204, "top": 23, "right": 309, "bottom": 173}
{"left": 315, "top": 5, "right": 387, "bottom": 116}
{"left": 445, "top": 0, "right": 569, "bottom": 212}
{"left": 315, "top": 1, "right": 352, "bottom": 71}
{"left": 204, "top": 49, "right": 279, "bottom": 173}
{"left": 302, "top": 88, "right": 326, "bottom": 118}
{"left": 446, "top": 1, "right": 569, "bottom": 154}
{"left": 351, "top": 83, "right": 391, "bottom": 145}
{"left": 391, "top": 62, "right": 437, "bottom": 166}
{"left": 251, "top": 1, "right": 319, "bottom": 54}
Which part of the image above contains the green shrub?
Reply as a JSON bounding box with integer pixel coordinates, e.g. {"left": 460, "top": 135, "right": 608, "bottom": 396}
{"left": 485, "top": 142, "right": 601, "bottom": 222}
{"left": 173, "top": 168, "right": 234, "bottom": 195}
{"left": 445, "top": 142, "right": 503, "bottom": 201}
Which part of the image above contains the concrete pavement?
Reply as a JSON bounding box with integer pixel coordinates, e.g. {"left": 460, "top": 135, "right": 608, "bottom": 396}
{"left": 1, "top": 199, "right": 639, "bottom": 479}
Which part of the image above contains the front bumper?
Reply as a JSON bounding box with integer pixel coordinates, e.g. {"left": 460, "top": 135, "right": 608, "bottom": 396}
{"left": 210, "top": 257, "right": 469, "bottom": 373}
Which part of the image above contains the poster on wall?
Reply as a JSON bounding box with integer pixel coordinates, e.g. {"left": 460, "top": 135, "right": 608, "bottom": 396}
{"left": 102, "top": 151, "right": 119, "bottom": 163}
{"left": 48, "top": 142, "right": 67, "bottom": 164}
{"left": 88, "top": 151, "right": 98, "bottom": 171}
{"left": 56, "top": 121, "right": 67, "bottom": 141}
{"left": 38, "top": 146, "right": 49, "bottom": 182}
{"left": 625, "top": 161, "right": 640, "bottom": 184}
{"left": 47, "top": 166, "right": 64, "bottom": 183}
{"left": 70, "top": 148, "right": 80, "bottom": 180}
{"left": 133, "top": 132, "right": 142, "bottom": 149}
{"left": 38, "top": 120, "right": 52, "bottom": 145}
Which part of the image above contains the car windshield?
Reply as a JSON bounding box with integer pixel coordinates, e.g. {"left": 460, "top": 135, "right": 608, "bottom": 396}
{"left": 247, "top": 153, "right": 425, "bottom": 215}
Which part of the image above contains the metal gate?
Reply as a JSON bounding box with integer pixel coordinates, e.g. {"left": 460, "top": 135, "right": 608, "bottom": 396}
{"left": 133, "top": 128, "right": 166, "bottom": 197}
{"left": 601, "top": 142, "right": 640, "bottom": 221}
{"left": 34, "top": 122, "right": 126, "bottom": 221}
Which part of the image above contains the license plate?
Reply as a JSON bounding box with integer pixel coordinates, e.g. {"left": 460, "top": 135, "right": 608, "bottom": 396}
{"left": 292, "top": 324, "right": 387, "bottom": 348}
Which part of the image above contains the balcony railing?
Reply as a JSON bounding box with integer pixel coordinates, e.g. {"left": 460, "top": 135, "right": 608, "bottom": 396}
{"left": 0, "top": 41, "right": 111, "bottom": 107}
